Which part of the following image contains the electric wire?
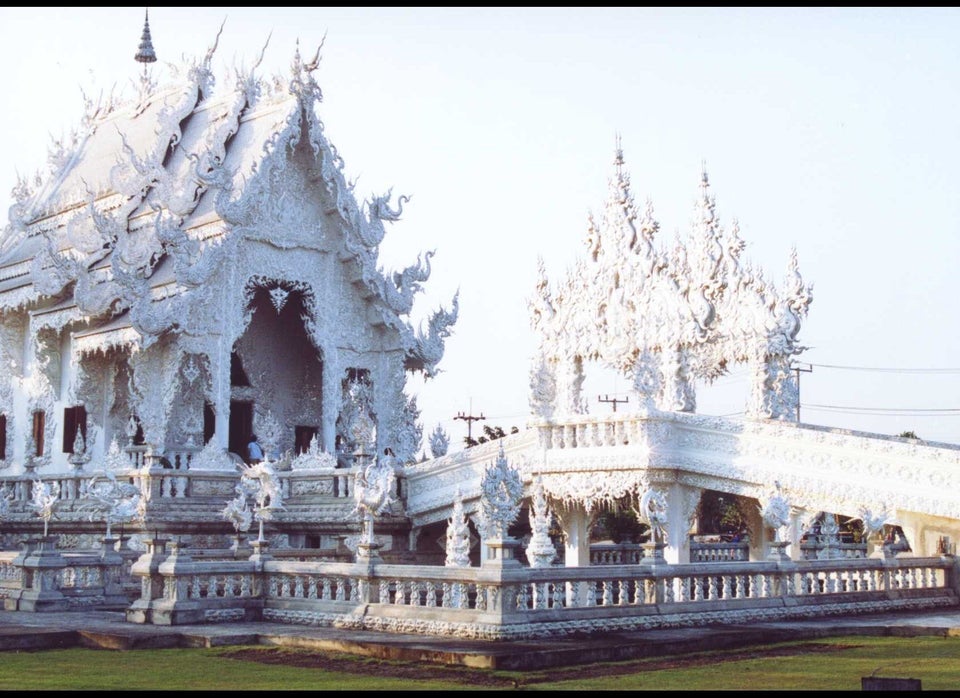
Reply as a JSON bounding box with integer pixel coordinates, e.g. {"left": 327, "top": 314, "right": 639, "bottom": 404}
{"left": 808, "top": 363, "right": 960, "bottom": 374}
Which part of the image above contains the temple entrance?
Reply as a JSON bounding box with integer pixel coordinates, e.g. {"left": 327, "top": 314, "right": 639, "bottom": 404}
{"left": 229, "top": 400, "right": 253, "bottom": 461}
{"left": 231, "top": 285, "right": 325, "bottom": 457}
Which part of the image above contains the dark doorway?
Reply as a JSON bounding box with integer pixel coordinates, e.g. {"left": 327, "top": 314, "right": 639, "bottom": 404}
{"left": 229, "top": 400, "right": 253, "bottom": 461}
{"left": 203, "top": 402, "right": 215, "bottom": 444}
{"left": 295, "top": 425, "right": 319, "bottom": 454}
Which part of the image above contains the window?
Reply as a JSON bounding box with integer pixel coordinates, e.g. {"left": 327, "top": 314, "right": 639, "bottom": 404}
{"left": 32, "top": 410, "right": 45, "bottom": 457}
{"left": 63, "top": 405, "right": 87, "bottom": 453}
{"left": 0, "top": 414, "right": 6, "bottom": 460}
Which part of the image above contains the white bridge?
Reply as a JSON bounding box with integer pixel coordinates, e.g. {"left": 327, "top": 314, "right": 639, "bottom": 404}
{"left": 404, "top": 410, "right": 960, "bottom": 563}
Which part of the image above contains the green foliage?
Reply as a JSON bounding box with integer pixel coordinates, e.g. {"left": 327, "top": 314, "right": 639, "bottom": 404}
{"left": 899, "top": 430, "right": 920, "bottom": 440}
{"left": 464, "top": 424, "right": 519, "bottom": 448}
{"left": 698, "top": 491, "right": 751, "bottom": 535}
{"left": 594, "top": 506, "right": 647, "bottom": 543}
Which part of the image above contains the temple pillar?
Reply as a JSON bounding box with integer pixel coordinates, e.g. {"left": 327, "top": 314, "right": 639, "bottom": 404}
{"left": 554, "top": 502, "right": 592, "bottom": 607}
{"left": 554, "top": 502, "right": 592, "bottom": 567}
{"left": 213, "top": 340, "right": 230, "bottom": 451}
{"left": 787, "top": 507, "right": 806, "bottom": 561}
{"left": 320, "top": 350, "right": 340, "bottom": 456}
{"left": 663, "top": 483, "right": 701, "bottom": 564}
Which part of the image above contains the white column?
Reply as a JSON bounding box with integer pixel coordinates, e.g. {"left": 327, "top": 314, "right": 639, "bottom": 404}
{"left": 555, "top": 502, "right": 591, "bottom": 566}
{"left": 214, "top": 340, "right": 230, "bottom": 451}
{"left": 663, "top": 483, "right": 701, "bottom": 564}
{"left": 554, "top": 502, "right": 592, "bottom": 608}
{"left": 787, "top": 507, "right": 805, "bottom": 561}
{"left": 320, "top": 354, "right": 340, "bottom": 455}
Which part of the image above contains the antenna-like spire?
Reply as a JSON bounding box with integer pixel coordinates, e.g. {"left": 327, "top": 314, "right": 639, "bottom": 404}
{"left": 614, "top": 132, "right": 624, "bottom": 175}
{"left": 134, "top": 8, "right": 157, "bottom": 76}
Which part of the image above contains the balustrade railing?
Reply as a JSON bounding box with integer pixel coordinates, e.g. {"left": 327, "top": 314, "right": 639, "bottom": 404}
{"left": 590, "top": 542, "right": 645, "bottom": 565}
{"left": 124, "top": 546, "right": 959, "bottom": 639}
{"left": 537, "top": 414, "right": 655, "bottom": 450}
{"left": 800, "top": 541, "right": 868, "bottom": 560}
{"left": 0, "top": 465, "right": 361, "bottom": 519}
{"left": 690, "top": 541, "right": 751, "bottom": 562}
{"left": 1, "top": 540, "right": 131, "bottom": 611}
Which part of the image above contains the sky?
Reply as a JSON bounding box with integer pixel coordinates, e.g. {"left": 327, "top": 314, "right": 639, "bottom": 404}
{"left": 1, "top": 7, "right": 959, "bottom": 448}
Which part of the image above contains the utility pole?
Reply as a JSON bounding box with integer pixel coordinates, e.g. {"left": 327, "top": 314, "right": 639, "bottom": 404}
{"left": 454, "top": 402, "right": 486, "bottom": 440}
{"left": 598, "top": 394, "right": 629, "bottom": 413}
{"left": 793, "top": 362, "right": 813, "bottom": 423}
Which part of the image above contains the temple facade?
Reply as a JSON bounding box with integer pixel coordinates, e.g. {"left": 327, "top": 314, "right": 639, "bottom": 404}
{"left": 0, "top": 31, "right": 456, "bottom": 483}
{"left": 0, "top": 19, "right": 959, "bottom": 638}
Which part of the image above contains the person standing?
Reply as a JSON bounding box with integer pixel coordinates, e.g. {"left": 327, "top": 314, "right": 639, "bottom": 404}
{"left": 247, "top": 434, "right": 264, "bottom": 464}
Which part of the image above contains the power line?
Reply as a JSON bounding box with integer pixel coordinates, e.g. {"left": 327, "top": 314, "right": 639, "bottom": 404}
{"left": 805, "top": 404, "right": 960, "bottom": 416}
{"left": 809, "top": 363, "right": 960, "bottom": 374}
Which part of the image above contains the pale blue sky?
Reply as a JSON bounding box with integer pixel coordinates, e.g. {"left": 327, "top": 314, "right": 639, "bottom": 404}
{"left": 2, "top": 7, "right": 959, "bottom": 446}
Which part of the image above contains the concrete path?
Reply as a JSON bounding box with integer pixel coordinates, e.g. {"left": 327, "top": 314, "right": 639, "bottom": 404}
{"left": 2, "top": 607, "right": 960, "bottom": 670}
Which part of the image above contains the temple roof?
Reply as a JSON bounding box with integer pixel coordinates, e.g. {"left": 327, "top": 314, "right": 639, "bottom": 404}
{"left": 0, "top": 31, "right": 458, "bottom": 375}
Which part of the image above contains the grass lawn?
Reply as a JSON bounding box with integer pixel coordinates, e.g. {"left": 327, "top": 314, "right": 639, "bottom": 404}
{"left": 0, "top": 635, "right": 958, "bottom": 690}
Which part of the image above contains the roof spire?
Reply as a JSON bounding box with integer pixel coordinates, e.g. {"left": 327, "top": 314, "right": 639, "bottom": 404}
{"left": 614, "top": 132, "right": 624, "bottom": 175}
{"left": 134, "top": 8, "right": 157, "bottom": 76}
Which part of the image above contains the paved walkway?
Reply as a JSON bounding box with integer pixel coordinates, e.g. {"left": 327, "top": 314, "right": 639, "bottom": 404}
{"left": 2, "top": 607, "right": 960, "bottom": 669}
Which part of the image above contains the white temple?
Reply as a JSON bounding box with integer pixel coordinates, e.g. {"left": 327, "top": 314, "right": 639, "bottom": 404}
{"left": 0, "top": 16, "right": 958, "bottom": 638}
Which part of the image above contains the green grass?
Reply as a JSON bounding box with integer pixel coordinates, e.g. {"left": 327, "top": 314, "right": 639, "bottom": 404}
{"left": 0, "top": 636, "right": 958, "bottom": 690}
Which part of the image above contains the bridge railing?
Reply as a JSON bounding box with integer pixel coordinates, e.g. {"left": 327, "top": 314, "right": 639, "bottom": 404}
{"left": 125, "top": 544, "right": 960, "bottom": 639}
{"left": 0, "top": 466, "right": 359, "bottom": 529}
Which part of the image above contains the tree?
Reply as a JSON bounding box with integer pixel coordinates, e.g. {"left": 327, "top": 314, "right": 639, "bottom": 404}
{"left": 464, "top": 424, "right": 519, "bottom": 448}
{"left": 899, "top": 430, "right": 920, "bottom": 440}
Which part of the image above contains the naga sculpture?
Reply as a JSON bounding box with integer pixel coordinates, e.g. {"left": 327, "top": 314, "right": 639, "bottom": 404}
{"left": 352, "top": 452, "right": 397, "bottom": 547}
{"left": 636, "top": 488, "right": 669, "bottom": 544}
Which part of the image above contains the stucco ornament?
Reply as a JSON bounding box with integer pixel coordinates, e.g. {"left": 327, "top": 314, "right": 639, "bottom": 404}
{"left": 528, "top": 356, "right": 557, "bottom": 421}
{"left": 526, "top": 476, "right": 557, "bottom": 567}
{"left": 221, "top": 486, "right": 253, "bottom": 550}
{"left": 0, "top": 486, "right": 12, "bottom": 519}
{"left": 759, "top": 481, "right": 792, "bottom": 542}
{"left": 352, "top": 454, "right": 397, "bottom": 546}
{"left": 255, "top": 409, "right": 283, "bottom": 462}
{"left": 104, "top": 438, "right": 130, "bottom": 471}
{"left": 539, "top": 468, "right": 648, "bottom": 517}
{"left": 30, "top": 480, "right": 60, "bottom": 537}
{"left": 337, "top": 373, "right": 376, "bottom": 456}
{"left": 290, "top": 435, "right": 337, "bottom": 470}
{"left": 239, "top": 461, "right": 284, "bottom": 542}
{"left": 817, "top": 513, "right": 844, "bottom": 559}
{"left": 188, "top": 439, "right": 239, "bottom": 472}
{"left": 529, "top": 146, "right": 813, "bottom": 421}
{"left": 428, "top": 424, "right": 450, "bottom": 459}
{"left": 405, "top": 292, "right": 460, "bottom": 379}
{"left": 393, "top": 393, "right": 423, "bottom": 465}
{"left": 69, "top": 429, "right": 90, "bottom": 467}
{"left": 82, "top": 471, "right": 142, "bottom": 538}
{"left": 855, "top": 505, "right": 891, "bottom": 542}
{"left": 477, "top": 444, "right": 523, "bottom": 540}
{"left": 444, "top": 487, "right": 471, "bottom": 568}
{"left": 636, "top": 488, "right": 669, "bottom": 543}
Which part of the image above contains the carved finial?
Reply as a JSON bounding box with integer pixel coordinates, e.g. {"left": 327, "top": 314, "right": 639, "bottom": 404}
{"left": 614, "top": 132, "right": 624, "bottom": 175}
{"left": 304, "top": 33, "right": 325, "bottom": 73}
{"left": 134, "top": 9, "right": 158, "bottom": 69}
